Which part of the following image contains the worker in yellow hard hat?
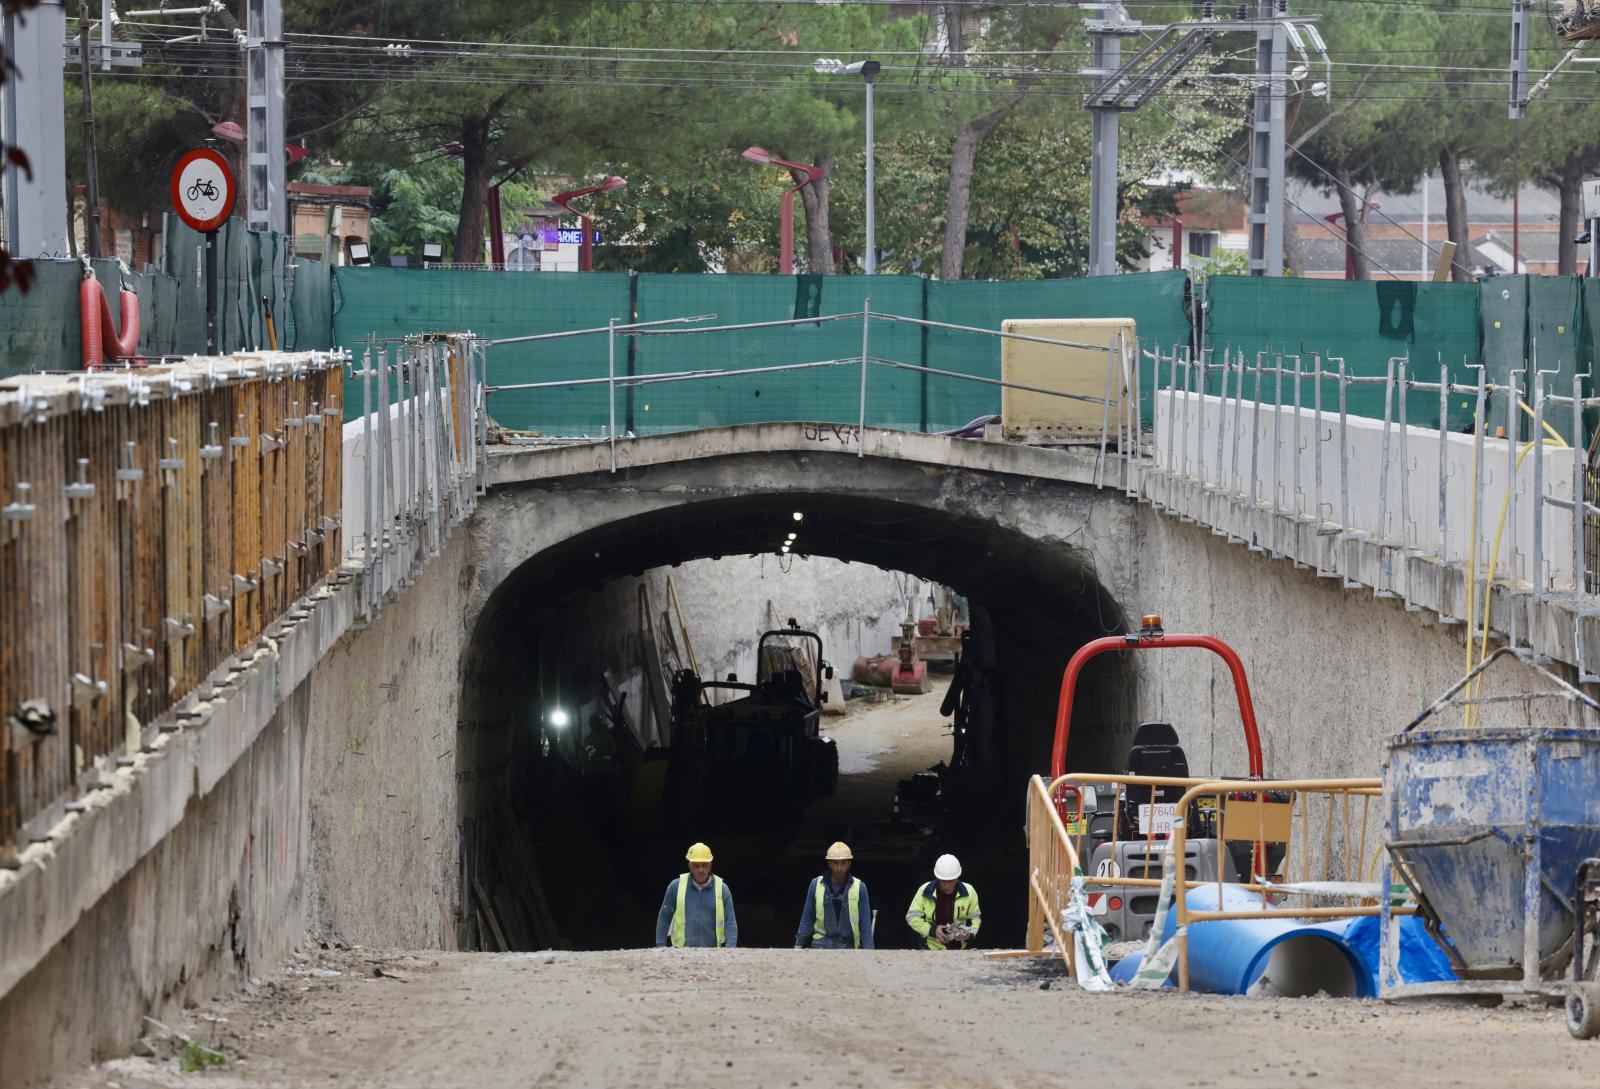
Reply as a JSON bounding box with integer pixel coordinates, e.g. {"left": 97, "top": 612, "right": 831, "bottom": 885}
{"left": 655, "top": 842, "right": 738, "bottom": 948}
{"left": 794, "top": 841, "right": 873, "bottom": 949}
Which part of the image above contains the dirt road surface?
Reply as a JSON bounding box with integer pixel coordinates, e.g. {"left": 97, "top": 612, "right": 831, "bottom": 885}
{"left": 59, "top": 947, "right": 1597, "bottom": 1089}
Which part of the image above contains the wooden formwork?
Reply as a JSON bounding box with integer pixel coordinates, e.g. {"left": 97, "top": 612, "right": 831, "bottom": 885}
{"left": 0, "top": 353, "right": 346, "bottom": 858}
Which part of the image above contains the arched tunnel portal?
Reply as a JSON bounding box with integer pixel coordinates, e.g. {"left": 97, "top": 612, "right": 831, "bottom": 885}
{"left": 456, "top": 442, "right": 1143, "bottom": 951}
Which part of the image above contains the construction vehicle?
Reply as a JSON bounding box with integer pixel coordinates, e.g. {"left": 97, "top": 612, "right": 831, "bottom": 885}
{"left": 1050, "top": 614, "right": 1285, "bottom": 941}
{"left": 663, "top": 619, "right": 839, "bottom": 840}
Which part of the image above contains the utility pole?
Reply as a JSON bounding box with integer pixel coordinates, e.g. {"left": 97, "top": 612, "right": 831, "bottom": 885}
{"left": 77, "top": 0, "right": 103, "bottom": 258}
{"left": 1082, "top": 8, "right": 1313, "bottom": 277}
{"left": 1508, "top": 0, "right": 1530, "bottom": 119}
{"left": 244, "top": 0, "right": 285, "bottom": 233}
{"left": 1086, "top": 2, "right": 1137, "bottom": 277}
{"left": 2, "top": 0, "right": 69, "bottom": 256}
{"left": 1246, "top": 0, "right": 1287, "bottom": 276}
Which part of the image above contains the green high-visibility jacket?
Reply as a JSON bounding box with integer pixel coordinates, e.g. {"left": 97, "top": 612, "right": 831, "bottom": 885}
{"left": 905, "top": 880, "right": 981, "bottom": 950}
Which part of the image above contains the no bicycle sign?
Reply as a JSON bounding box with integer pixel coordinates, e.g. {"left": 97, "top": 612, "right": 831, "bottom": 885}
{"left": 170, "top": 148, "right": 236, "bottom": 233}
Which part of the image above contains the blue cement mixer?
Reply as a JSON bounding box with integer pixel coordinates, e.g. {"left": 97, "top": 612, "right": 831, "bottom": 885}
{"left": 1379, "top": 648, "right": 1600, "bottom": 1038}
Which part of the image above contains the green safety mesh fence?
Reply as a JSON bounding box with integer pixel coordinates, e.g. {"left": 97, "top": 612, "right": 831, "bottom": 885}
{"left": 331, "top": 267, "right": 631, "bottom": 430}
{"left": 1204, "top": 276, "right": 1482, "bottom": 430}
{"left": 287, "top": 259, "right": 334, "bottom": 351}
{"left": 163, "top": 217, "right": 287, "bottom": 355}
{"left": 926, "top": 270, "right": 1191, "bottom": 430}
{"left": 629, "top": 273, "right": 926, "bottom": 434}
{"left": 1478, "top": 275, "right": 1593, "bottom": 441}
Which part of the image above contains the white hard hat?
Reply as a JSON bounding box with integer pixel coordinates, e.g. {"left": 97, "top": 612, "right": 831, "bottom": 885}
{"left": 933, "top": 854, "right": 962, "bottom": 881}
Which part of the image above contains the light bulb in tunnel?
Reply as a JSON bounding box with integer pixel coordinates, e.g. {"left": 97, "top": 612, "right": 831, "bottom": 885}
{"left": 786, "top": 532, "right": 797, "bottom": 541}
{"left": 792, "top": 511, "right": 804, "bottom": 522}
{"left": 781, "top": 545, "right": 791, "bottom": 554}
{"left": 548, "top": 708, "right": 570, "bottom": 728}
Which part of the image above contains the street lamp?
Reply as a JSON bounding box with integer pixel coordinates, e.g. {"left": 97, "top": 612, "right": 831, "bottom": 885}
{"left": 813, "top": 57, "right": 881, "bottom": 273}
{"left": 551, "top": 175, "right": 627, "bottom": 272}
{"left": 741, "top": 147, "right": 828, "bottom": 275}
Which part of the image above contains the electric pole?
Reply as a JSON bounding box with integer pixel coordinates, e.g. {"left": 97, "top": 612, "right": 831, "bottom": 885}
{"left": 1082, "top": 9, "right": 1315, "bottom": 277}
{"left": 1246, "top": 0, "right": 1287, "bottom": 276}
{"left": 245, "top": 0, "right": 286, "bottom": 233}
{"left": 77, "top": 0, "right": 102, "bottom": 258}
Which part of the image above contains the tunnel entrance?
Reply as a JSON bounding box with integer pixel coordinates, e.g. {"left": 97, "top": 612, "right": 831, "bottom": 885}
{"left": 456, "top": 493, "right": 1133, "bottom": 951}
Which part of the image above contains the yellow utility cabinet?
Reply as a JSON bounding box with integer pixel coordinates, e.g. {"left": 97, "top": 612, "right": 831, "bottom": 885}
{"left": 999, "top": 318, "right": 1134, "bottom": 442}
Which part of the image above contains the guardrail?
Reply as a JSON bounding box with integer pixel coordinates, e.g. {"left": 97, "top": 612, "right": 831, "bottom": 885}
{"left": 0, "top": 335, "right": 485, "bottom": 859}
{"left": 1134, "top": 346, "right": 1600, "bottom": 680}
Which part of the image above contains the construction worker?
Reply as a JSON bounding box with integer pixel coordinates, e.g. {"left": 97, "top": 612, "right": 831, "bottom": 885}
{"left": 655, "top": 842, "right": 738, "bottom": 948}
{"left": 905, "top": 853, "right": 980, "bottom": 950}
{"left": 794, "top": 842, "right": 874, "bottom": 949}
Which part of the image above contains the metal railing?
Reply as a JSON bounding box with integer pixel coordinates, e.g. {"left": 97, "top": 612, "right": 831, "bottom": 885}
{"left": 1026, "top": 771, "right": 1416, "bottom": 989}
{"left": 480, "top": 307, "right": 1126, "bottom": 473}
{"left": 344, "top": 333, "right": 486, "bottom": 622}
{"left": 1168, "top": 777, "right": 1417, "bottom": 994}
{"left": 1132, "top": 345, "right": 1600, "bottom": 680}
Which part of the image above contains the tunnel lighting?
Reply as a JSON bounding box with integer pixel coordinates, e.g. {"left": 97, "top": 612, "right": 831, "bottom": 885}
{"left": 786, "top": 532, "right": 797, "bottom": 541}
{"left": 781, "top": 545, "right": 791, "bottom": 554}
{"left": 548, "top": 708, "right": 570, "bottom": 728}
{"left": 792, "top": 511, "right": 804, "bottom": 522}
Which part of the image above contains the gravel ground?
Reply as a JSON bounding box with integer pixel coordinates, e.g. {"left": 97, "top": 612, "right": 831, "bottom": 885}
{"left": 54, "top": 946, "right": 1599, "bottom": 1089}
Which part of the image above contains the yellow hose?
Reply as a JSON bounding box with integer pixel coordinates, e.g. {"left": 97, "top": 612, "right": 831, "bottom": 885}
{"left": 1466, "top": 422, "right": 1569, "bottom": 725}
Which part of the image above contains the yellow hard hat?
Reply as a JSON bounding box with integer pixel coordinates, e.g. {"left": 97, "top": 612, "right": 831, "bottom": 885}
{"left": 825, "top": 841, "right": 853, "bottom": 861}
{"left": 685, "top": 842, "right": 714, "bottom": 863}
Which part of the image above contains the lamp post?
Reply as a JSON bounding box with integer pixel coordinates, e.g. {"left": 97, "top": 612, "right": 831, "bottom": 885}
{"left": 813, "top": 57, "right": 881, "bottom": 273}
{"left": 551, "top": 175, "right": 627, "bottom": 271}
{"left": 741, "top": 147, "right": 827, "bottom": 275}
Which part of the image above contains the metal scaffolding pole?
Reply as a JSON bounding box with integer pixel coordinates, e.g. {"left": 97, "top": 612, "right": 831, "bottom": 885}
{"left": 245, "top": 0, "right": 285, "bottom": 233}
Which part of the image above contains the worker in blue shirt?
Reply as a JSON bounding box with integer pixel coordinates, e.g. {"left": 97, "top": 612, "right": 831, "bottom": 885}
{"left": 794, "top": 841, "right": 874, "bottom": 949}
{"left": 655, "top": 842, "right": 738, "bottom": 948}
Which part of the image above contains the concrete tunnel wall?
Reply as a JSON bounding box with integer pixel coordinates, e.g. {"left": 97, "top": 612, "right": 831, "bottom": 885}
{"left": 1126, "top": 509, "right": 1572, "bottom": 783}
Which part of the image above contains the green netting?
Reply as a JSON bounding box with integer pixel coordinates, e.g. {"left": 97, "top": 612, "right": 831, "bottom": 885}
{"left": 331, "top": 267, "right": 632, "bottom": 431}
{"left": 1205, "top": 276, "right": 1481, "bottom": 429}
{"left": 926, "top": 270, "right": 1192, "bottom": 430}
{"left": 0, "top": 257, "right": 206, "bottom": 377}
{"left": 287, "top": 259, "right": 334, "bottom": 350}
{"left": 1479, "top": 276, "right": 1590, "bottom": 441}
{"left": 161, "top": 217, "right": 286, "bottom": 356}
{"left": 630, "top": 273, "right": 926, "bottom": 434}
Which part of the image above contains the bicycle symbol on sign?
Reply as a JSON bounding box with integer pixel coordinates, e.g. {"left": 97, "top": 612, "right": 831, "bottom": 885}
{"left": 186, "top": 178, "right": 220, "bottom": 203}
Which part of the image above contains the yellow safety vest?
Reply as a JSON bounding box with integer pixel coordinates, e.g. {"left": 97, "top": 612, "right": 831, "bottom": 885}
{"left": 671, "top": 873, "right": 726, "bottom": 948}
{"left": 905, "top": 881, "right": 981, "bottom": 950}
{"left": 812, "top": 876, "right": 862, "bottom": 947}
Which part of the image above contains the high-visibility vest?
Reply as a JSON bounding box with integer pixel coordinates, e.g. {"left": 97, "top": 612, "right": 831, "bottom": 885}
{"left": 671, "top": 873, "right": 726, "bottom": 948}
{"left": 905, "top": 881, "right": 980, "bottom": 950}
{"left": 812, "top": 876, "right": 862, "bottom": 947}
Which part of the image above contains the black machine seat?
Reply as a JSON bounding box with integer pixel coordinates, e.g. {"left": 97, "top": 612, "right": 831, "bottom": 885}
{"left": 1117, "top": 722, "right": 1196, "bottom": 840}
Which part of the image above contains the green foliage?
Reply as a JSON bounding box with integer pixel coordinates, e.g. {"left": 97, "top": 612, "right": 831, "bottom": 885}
{"left": 179, "top": 1043, "right": 227, "bottom": 1072}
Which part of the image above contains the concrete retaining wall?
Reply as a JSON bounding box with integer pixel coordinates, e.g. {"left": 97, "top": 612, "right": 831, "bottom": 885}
{"left": 1127, "top": 508, "right": 1566, "bottom": 782}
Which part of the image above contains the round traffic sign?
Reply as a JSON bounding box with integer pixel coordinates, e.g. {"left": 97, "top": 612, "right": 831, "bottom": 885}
{"left": 170, "top": 148, "right": 236, "bottom": 233}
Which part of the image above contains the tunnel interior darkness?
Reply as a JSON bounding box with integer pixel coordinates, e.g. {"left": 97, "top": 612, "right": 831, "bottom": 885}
{"left": 456, "top": 492, "right": 1138, "bottom": 951}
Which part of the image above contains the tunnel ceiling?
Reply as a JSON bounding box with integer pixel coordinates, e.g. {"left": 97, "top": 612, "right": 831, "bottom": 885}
{"left": 478, "top": 490, "right": 1126, "bottom": 642}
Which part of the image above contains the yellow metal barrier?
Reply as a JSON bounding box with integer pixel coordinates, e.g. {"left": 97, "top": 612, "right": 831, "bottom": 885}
{"left": 1169, "top": 778, "right": 1419, "bottom": 994}
{"left": 1025, "top": 774, "right": 1081, "bottom": 973}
